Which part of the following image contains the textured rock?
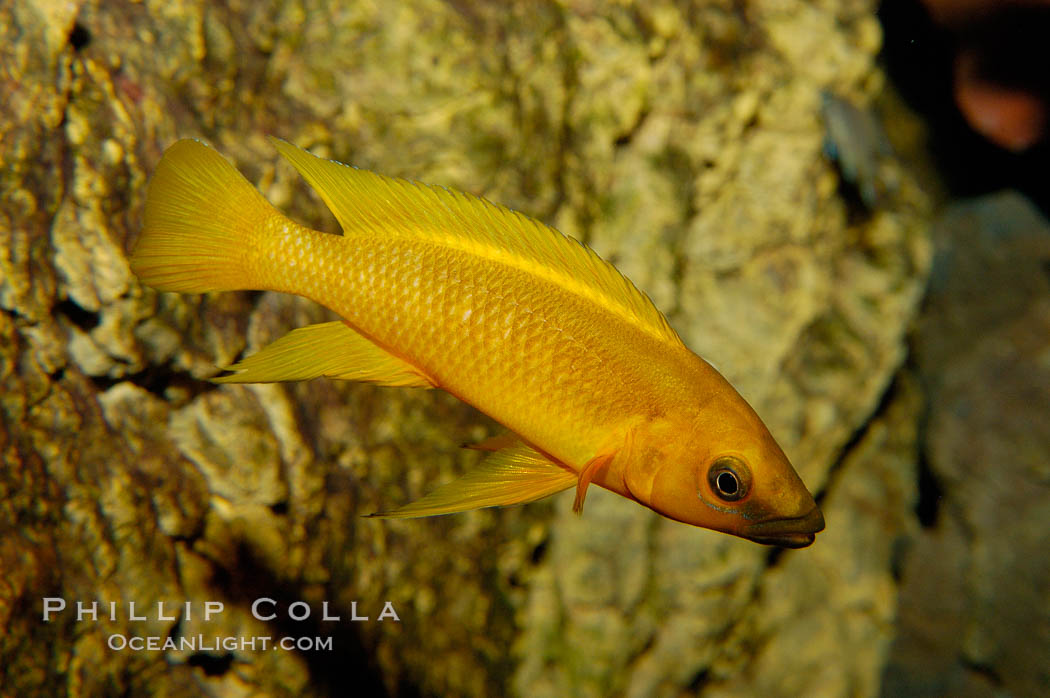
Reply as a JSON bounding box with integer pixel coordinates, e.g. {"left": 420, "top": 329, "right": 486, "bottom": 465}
{"left": 705, "top": 375, "right": 920, "bottom": 698}
{"left": 883, "top": 192, "right": 1050, "bottom": 698}
{"left": 1, "top": 1, "right": 932, "bottom": 696}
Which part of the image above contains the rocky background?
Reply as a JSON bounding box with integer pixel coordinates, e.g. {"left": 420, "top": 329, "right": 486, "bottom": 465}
{"left": 1, "top": 1, "right": 1045, "bottom": 696}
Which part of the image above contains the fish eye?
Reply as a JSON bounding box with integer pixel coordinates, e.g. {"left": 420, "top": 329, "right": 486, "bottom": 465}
{"left": 706, "top": 456, "right": 751, "bottom": 502}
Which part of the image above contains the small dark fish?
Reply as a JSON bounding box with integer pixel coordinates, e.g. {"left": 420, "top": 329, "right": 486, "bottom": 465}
{"left": 821, "top": 91, "right": 894, "bottom": 209}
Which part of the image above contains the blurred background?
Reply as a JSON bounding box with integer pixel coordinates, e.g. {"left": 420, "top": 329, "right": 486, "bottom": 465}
{"left": 1, "top": 0, "right": 1047, "bottom": 696}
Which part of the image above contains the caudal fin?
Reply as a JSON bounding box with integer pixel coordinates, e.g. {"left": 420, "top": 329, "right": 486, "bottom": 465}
{"left": 130, "top": 139, "right": 278, "bottom": 293}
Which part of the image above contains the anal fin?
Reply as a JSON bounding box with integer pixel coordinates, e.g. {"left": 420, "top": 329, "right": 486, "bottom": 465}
{"left": 367, "top": 443, "right": 576, "bottom": 518}
{"left": 213, "top": 320, "right": 436, "bottom": 388}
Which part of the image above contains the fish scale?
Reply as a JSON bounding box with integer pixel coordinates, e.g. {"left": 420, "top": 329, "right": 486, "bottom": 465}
{"left": 129, "top": 137, "right": 825, "bottom": 547}
{"left": 262, "top": 228, "right": 661, "bottom": 467}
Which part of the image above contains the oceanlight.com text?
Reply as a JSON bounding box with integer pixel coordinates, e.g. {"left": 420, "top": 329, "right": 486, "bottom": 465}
{"left": 107, "top": 633, "right": 334, "bottom": 652}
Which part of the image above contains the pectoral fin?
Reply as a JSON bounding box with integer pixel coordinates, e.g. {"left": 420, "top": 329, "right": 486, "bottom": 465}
{"left": 213, "top": 320, "right": 436, "bottom": 388}
{"left": 367, "top": 443, "right": 576, "bottom": 518}
{"left": 572, "top": 452, "right": 615, "bottom": 514}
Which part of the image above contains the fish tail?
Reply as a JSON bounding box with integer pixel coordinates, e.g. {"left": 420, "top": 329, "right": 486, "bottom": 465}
{"left": 130, "top": 139, "right": 282, "bottom": 293}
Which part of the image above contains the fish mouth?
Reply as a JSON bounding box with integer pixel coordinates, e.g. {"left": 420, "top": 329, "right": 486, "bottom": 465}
{"left": 743, "top": 506, "right": 825, "bottom": 548}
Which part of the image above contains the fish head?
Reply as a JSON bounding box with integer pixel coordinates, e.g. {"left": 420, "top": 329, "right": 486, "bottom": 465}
{"left": 643, "top": 395, "right": 824, "bottom": 548}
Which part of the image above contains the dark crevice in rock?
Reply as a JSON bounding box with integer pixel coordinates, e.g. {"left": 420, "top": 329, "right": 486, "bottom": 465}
{"left": 206, "top": 540, "right": 406, "bottom": 698}
{"left": 907, "top": 343, "right": 942, "bottom": 529}
{"left": 528, "top": 537, "right": 548, "bottom": 565}
{"left": 960, "top": 657, "right": 1004, "bottom": 687}
{"left": 167, "top": 611, "right": 183, "bottom": 643}
{"left": 685, "top": 668, "right": 711, "bottom": 693}
{"left": 658, "top": 143, "right": 698, "bottom": 323}
{"left": 477, "top": 553, "right": 520, "bottom": 695}
{"left": 168, "top": 531, "right": 202, "bottom": 546}
{"left": 186, "top": 651, "right": 234, "bottom": 677}
{"left": 68, "top": 23, "right": 92, "bottom": 52}
{"left": 913, "top": 447, "right": 942, "bottom": 528}
{"left": 888, "top": 535, "right": 909, "bottom": 583}
{"left": 89, "top": 363, "right": 218, "bottom": 402}
{"left": 54, "top": 299, "right": 100, "bottom": 331}
{"left": 819, "top": 372, "right": 904, "bottom": 505}
{"left": 613, "top": 107, "right": 649, "bottom": 148}
{"left": 764, "top": 545, "right": 786, "bottom": 568}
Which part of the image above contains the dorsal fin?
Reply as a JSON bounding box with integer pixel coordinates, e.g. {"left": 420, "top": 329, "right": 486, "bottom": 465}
{"left": 270, "top": 138, "right": 685, "bottom": 349}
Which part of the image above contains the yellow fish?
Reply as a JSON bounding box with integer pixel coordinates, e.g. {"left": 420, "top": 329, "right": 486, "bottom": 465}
{"left": 130, "top": 139, "right": 824, "bottom": 548}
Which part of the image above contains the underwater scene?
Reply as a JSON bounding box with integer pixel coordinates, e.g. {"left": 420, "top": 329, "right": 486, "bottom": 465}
{"left": 2, "top": 0, "right": 1047, "bottom": 696}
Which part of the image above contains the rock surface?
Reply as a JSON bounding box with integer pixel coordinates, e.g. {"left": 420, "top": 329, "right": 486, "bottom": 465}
{"left": 883, "top": 192, "right": 1050, "bottom": 698}
{"left": 2, "top": 1, "right": 932, "bottom": 696}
